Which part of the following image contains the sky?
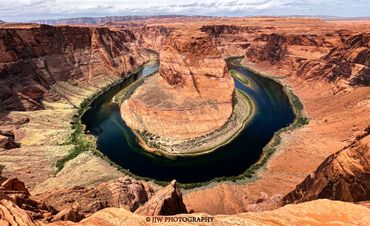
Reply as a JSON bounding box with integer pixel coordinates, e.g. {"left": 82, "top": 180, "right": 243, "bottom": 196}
{"left": 1, "top": 0, "right": 370, "bottom": 22}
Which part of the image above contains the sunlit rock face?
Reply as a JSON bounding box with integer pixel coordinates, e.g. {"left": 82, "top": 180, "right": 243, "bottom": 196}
{"left": 121, "top": 29, "right": 234, "bottom": 142}
{"left": 0, "top": 24, "right": 149, "bottom": 112}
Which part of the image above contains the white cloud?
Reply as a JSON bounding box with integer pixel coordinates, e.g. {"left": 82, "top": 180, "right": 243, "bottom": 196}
{"left": 0, "top": 0, "right": 369, "bottom": 22}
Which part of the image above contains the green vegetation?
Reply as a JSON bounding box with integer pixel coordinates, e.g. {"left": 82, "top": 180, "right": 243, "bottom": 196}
{"left": 230, "top": 70, "right": 250, "bottom": 86}
{"left": 54, "top": 62, "right": 149, "bottom": 173}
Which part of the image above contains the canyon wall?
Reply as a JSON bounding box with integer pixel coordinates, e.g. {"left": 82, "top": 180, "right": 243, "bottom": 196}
{"left": 244, "top": 30, "right": 370, "bottom": 87}
{"left": 0, "top": 24, "right": 149, "bottom": 112}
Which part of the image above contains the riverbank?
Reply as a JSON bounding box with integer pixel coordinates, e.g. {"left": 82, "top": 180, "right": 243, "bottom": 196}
{"left": 183, "top": 61, "right": 370, "bottom": 214}
{"left": 0, "top": 58, "right": 159, "bottom": 195}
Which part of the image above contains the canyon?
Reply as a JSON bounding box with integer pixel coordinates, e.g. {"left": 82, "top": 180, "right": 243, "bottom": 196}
{"left": 0, "top": 16, "right": 369, "bottom": 225}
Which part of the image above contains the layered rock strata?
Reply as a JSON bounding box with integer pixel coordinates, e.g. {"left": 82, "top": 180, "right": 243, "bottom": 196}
{"left": 0, "top": 24, "right": 148, "bottom": 112}
{"left": 120, "top": 30, "right": 252, "bottom": 156}
{"left": 36, "top": 176, "right": 155, "bottom": 218}
{"left": 284, "top": 128, "right": 370, "bottom": 204}
{"left": 135, "top": 180, "right": 187, "bottom": 216}
{"left": 244, "top": 31, "right": 370, "bottom": 88}
{"left": 0, "top": 177, "right": 186, "bottom": 224}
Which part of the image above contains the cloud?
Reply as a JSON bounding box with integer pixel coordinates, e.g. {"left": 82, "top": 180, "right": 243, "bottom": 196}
{"left": 0, "top": 0, "right": 369, "bottom": 22}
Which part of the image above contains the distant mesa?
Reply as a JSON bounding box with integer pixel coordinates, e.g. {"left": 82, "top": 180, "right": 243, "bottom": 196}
{"left": 32, "top": 15, "right": 213, "bottom": 25}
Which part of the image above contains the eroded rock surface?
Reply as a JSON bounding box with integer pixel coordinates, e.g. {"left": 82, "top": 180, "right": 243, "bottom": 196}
{"left": 0, "top": 24, "right": 148, "bottom": 112}
{"left": 36, "top": 176, "right": 155, "bottom": 219}
{"left": 0, "top": 178, "right": 187, "bottom": 224}
{"left": 284, "top": 128, "right": 370, "bottom": 204}
{"left": 48, "top": 200, "right": 370, "bottom": 226}
{"left": 135, "top": 180, "right": 187, "bottom": 216}
{"left": 121, "top": 29, "right": 235, "bottom": 155}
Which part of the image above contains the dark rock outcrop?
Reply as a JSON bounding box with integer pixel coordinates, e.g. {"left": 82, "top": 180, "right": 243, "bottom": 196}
{"left": 246, "top": 33, "right": 287, "bottom": 65}
{"left": 200, "top": 25, "right": 245, "bottom": 37}
{"left": 0, "top": 114, "right": 29, "bottom": 150}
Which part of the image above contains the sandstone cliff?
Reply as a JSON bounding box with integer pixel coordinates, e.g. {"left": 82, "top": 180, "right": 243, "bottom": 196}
{"left": 139, "top": 25, "right": 175, "bottom": 51}
{"left": 284, "top": 128, "right": 370, "bottom": 204}
{"left": 0, "top": 23, "right": 150, "bottom": 194}
{"left": 0, "top": 24, "right": 148, "bottom": 112}
{"left": 245, "top": 31, "right": 370, "bottom": 87}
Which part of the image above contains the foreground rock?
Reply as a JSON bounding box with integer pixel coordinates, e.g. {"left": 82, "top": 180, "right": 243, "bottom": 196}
{"left": 1, "top": 178, "right": 369, "bottom": 226}
{"left": 284, "top": 128, "right": 370, "bottom": 204}
{"left": 135, "top": 180, "right": 187, "bottom": 216}
{"left": 121, "top": 29, "right": 239, "bottom": 156}
{"left": 0, "top": 177, "right": 56, "bottom": 222}
{"left": 43, "top": 200, "right": 370, "bottom": 225}
{"left": 36, "top": 176, "right": 155, "bottom": 220}
{"left": 0, "top": 177, "right": 188, "bottom": 224}
{"left": 0, "top": 199, "right": 37, "bottom": 226}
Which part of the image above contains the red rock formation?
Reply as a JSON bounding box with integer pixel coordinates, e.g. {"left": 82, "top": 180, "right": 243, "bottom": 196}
{"left": 0, "top": 177, "right": 56, "bottom": 222}
{"left": 284, "top": 127, "right": 370, "bottom": 204}
{"left": 121, "top": 29, "right": 235, "bottom": 153}
{"left": 200, "top": 25, "right": 246, "bottom": 37}
{"left": 245, "top": 192, "right": 283, "bottom": 212}
{"left": 0, "top": 199, "right": 37, "bottom": 226}
{"left": 47, "top": 200, "right": 370, "bottom": 226}
{"left": 37, "top": 177, "right": 155, "bottom": 218}
{"left": 245, "top": 31, "right": 369, "bottom": 86}
{"left": 139, "top": 25, "right": 175, "bottom": 51}
{"left": 0, "top": 177, "right": 188, "bottom": 224}
{"left": 0, "top": 24, "right": 149, "bottom": 112}
{"left": 135, "top": 180, "right": 187, "bottom": 216}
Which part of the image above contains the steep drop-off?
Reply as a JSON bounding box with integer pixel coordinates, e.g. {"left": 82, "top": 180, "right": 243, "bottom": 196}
{"left": 284, "top": 128, "right": 370, "bottom": 204}
{"left": 0, "top": 24, "right": 148, "bottom": 112}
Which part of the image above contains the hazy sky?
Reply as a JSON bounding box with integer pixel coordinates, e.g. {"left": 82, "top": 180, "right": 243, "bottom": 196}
{"left": 1, "top": 0, "right": 369, "bottom": 22}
